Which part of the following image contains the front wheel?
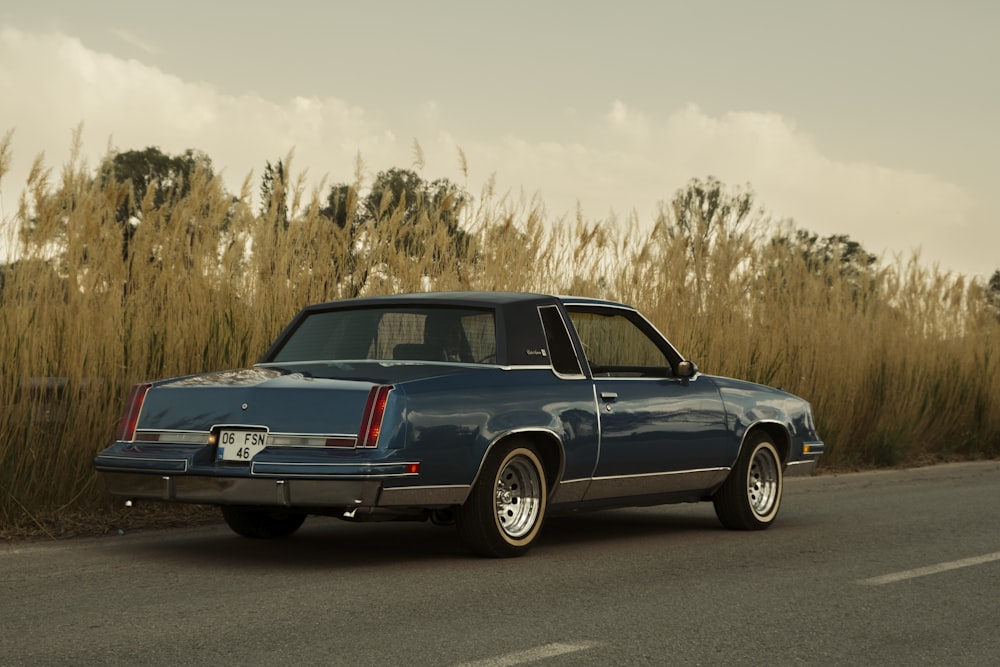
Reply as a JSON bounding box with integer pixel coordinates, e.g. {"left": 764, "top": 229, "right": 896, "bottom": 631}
{"left": 221, "top": 506, "right": 307, "bottom": 539}
{"left": 457, "top": 441, "right": 547, "bottom": 557}
{"left": 713, "top": 432, "right": 783, "bottom": 530}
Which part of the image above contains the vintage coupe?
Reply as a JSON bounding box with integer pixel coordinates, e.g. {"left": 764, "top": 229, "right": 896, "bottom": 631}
{"left": 95, "top": 292, "right": 823, "bottom": 557}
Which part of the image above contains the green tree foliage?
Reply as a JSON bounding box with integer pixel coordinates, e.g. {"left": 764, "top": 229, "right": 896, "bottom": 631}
{"left": 319, "top": 183, "right": 354, "bottom": 229}
{"left": 790, "top": 230, "right": 878, "bottom": 276}
{"left": 103, "top": 147, "right": 211, "bottom": 210}
{"left": 363, "top": 168, "right": 465, "bottom": 228}
{"left": 763, "top": 225, "right": 880, "bottom": 309}
{"left": 99, "top": 146, "right": 215, "bottom": 260}
{"left": 988, "top": 269, "right": 1000, "bottom": 319}
{"left": 663, "top": 178, "right": 877, "bottom": 285}
{"left": 259, "top": 159, "right": 289, "bottom": 233}
{"left": 318, "top": 168, "right": 474, "bottom": 293}
{"left": 655, "top": 177, "right": 760, "bottom": 311}
{"left": 321, "top": 168, "right": 468, "bottom": 244}
{"left": 669, "top": 176, "right": 755, "bottom": 240}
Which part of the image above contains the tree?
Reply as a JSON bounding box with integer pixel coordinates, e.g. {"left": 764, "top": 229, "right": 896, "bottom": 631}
{"left": 669, "top": 176, "right": 755, "bottom": 240}
{"left": 99, "top": 147, "right": 215, "bottom": 260}
{"left": 361, "top": 168, "right": 426, "bottom": 222}
{"left": 789, "top": 230, "right": 878, "bottom": 277}
{"left": 259, "top": 159, "right": 289, "bottom": 232}
{"left": 318, "top": 168, "right": 474, "bottom": 293}
{"left": 988, "top": 269, "right": 1000, "bottom": 318}
{"left": 363, "top": 168, "right": 472, "bottom": 270}
{"left": 656, "top": 177, "right": 760, "bottom": 309}
{"left": 360, "top": 168, "right": 468, "bottom": 245}
{"left": 319, "top": 183, "right": 354, "bottom": 229}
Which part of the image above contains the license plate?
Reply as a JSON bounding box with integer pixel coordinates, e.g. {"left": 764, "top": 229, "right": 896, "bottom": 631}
{"left": 217, "top": 429, "right": 268, "bottom": 462}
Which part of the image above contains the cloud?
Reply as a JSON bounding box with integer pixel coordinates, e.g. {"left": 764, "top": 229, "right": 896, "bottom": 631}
{"left": 0, "top": 26, "right": 991, "bottom": 277}
{"left": 434, "top": 102, "right": 980, "bottom": 272}
{"left": 0, "top": 26, "right": 393, "bottom": 195}
{"left": 110, "top": 28, "right": 158, "bottom": 56}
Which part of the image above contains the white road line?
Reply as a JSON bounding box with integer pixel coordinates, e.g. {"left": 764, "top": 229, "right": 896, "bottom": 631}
{"left": 859, "top": 551, "right": 1000, "bottom": 585}
{"left": 454, "top": 641, "right": 600, "bottom": 667}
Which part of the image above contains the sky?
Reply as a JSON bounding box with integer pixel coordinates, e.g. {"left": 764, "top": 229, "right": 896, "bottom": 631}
{"left": 1, "top": 0, "right": 997, "bottom": 279}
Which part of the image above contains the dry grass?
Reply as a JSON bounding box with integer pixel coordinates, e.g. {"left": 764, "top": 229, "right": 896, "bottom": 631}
{"left": 1, "top": 136, "right": 998, "bottom": 536}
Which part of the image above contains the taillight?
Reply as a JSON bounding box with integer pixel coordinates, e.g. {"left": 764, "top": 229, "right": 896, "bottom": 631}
{"left": 357, "top": 385, "right": 393, "bottom": 448}
{"left": 116, "top": 383, "right": 152, "bottom": 442}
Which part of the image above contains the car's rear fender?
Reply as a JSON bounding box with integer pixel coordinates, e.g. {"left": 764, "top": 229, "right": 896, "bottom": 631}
{"left": 469, "top": 428, "right": 566, "bottom": 498}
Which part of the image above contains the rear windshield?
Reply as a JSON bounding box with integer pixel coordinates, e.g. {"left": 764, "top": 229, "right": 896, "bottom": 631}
{"left": 270, "top": 306, "right": 497, "bottom": 364}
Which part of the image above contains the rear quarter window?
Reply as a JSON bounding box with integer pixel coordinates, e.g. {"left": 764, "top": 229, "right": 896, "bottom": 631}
{"left": 539, "top": 305, "right": 583, "bottom": 376}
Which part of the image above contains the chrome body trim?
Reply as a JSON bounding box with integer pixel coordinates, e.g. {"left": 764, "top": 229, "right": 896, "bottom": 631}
{"left": 584, "top": 467, "right": 730, "bottom": 500}
{"left": 266, "top": 434, "right": 356, "bottom": 447}
{"left": 102, "top": 467, "right": 741, "bottom": 510}
{"left": 249, "top": 461, "right": 419, "bottom": 477}
{"left": 135, "top": 431, "right": 210, "bottom": 445}
{"left": 135, "top": 429, "right": 359, "bottom": 448}
{"left": 549, "top": 477, "right": 590, "bottom": 503}
{"left": 472, "top": 426, "right": 567, "bottom": 488}
{"left": 784, "top": 458, "right": 820, "bottom": 476}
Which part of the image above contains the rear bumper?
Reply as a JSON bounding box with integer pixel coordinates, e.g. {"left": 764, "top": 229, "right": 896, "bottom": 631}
{"left": 94, "top": 441, "right": 470, "bottom": 509}
{"left": 102, "top": 471, "right": 380, "bottom": 508}
{"left": 99, "top": 471, "right": 470, "bottom": 509}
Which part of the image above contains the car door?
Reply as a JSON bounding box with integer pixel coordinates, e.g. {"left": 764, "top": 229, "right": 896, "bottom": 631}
{"left": 564, "top": 306, "right": 733, "bottom": 500}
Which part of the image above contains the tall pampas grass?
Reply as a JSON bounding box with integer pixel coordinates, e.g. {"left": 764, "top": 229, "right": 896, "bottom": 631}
{"left": 0, "top": 140, "right": 997, "bottom": 530}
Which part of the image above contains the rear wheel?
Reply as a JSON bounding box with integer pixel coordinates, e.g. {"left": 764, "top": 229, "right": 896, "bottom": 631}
{"left": 221, "top": 506, "right": 307, "bottom": 539}
{"left": 713, "top": 432, "right": 783, "bottom": 530}
{"left": 457, "top": 440, "right": 547, "bottom": 557}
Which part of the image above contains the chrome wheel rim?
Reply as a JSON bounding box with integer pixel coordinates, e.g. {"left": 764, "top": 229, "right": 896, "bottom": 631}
{"left": 748, "top": 446, "right": 780, "bottom": 516}
{"left": 495, "top": 455, "right": 543, "bottom": 539}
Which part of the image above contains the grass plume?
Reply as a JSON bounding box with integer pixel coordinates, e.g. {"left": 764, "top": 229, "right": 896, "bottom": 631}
{"left": 1, "top": 142, "right": 998, "bottom": 530}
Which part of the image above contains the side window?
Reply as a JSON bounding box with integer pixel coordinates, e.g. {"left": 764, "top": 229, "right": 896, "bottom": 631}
{"left": 567, "top": 309, "right": 671, "bottom": 377}
{"left": 538, "top": 306, "right": 583, "bottom": 376}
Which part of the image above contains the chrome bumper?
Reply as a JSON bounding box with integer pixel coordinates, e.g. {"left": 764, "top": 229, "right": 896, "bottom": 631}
{"left": 101, "top": 472, "right": 470, "bottom": 509}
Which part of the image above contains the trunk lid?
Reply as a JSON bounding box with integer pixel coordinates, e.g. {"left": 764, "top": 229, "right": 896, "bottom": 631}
{"left": 138, "top": 367, "right": 377, "bottom": 435}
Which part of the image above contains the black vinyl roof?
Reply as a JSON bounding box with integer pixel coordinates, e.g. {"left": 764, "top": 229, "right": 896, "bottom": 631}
{"left": 274, "top": 292, "right": 639, "bottom": 367}
{"left": 304, "top": 291, "right": 632, "bottom": 311}
{"left": 305, "top": 291, "right": 555, "bottom": 310}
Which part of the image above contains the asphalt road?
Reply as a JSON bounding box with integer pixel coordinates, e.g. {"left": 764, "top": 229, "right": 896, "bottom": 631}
{"left": 2, "top": 461, "right": 999, "bottom": 666}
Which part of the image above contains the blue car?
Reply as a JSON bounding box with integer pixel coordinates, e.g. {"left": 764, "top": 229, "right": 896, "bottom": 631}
{"left": 95, "top": 292, "right": 824, "bottom": 557}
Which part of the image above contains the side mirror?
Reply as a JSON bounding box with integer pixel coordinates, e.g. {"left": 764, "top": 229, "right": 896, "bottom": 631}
{"left": 676, "top": 360, "right": 698, "bottom": 378}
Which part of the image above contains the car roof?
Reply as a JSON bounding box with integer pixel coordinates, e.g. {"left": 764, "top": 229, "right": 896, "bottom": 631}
{"left": 304, "top": 291, "right": 633, "bottom": 311}
{"left": 556, "top": 295, "right": 637, "bottom": 310}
